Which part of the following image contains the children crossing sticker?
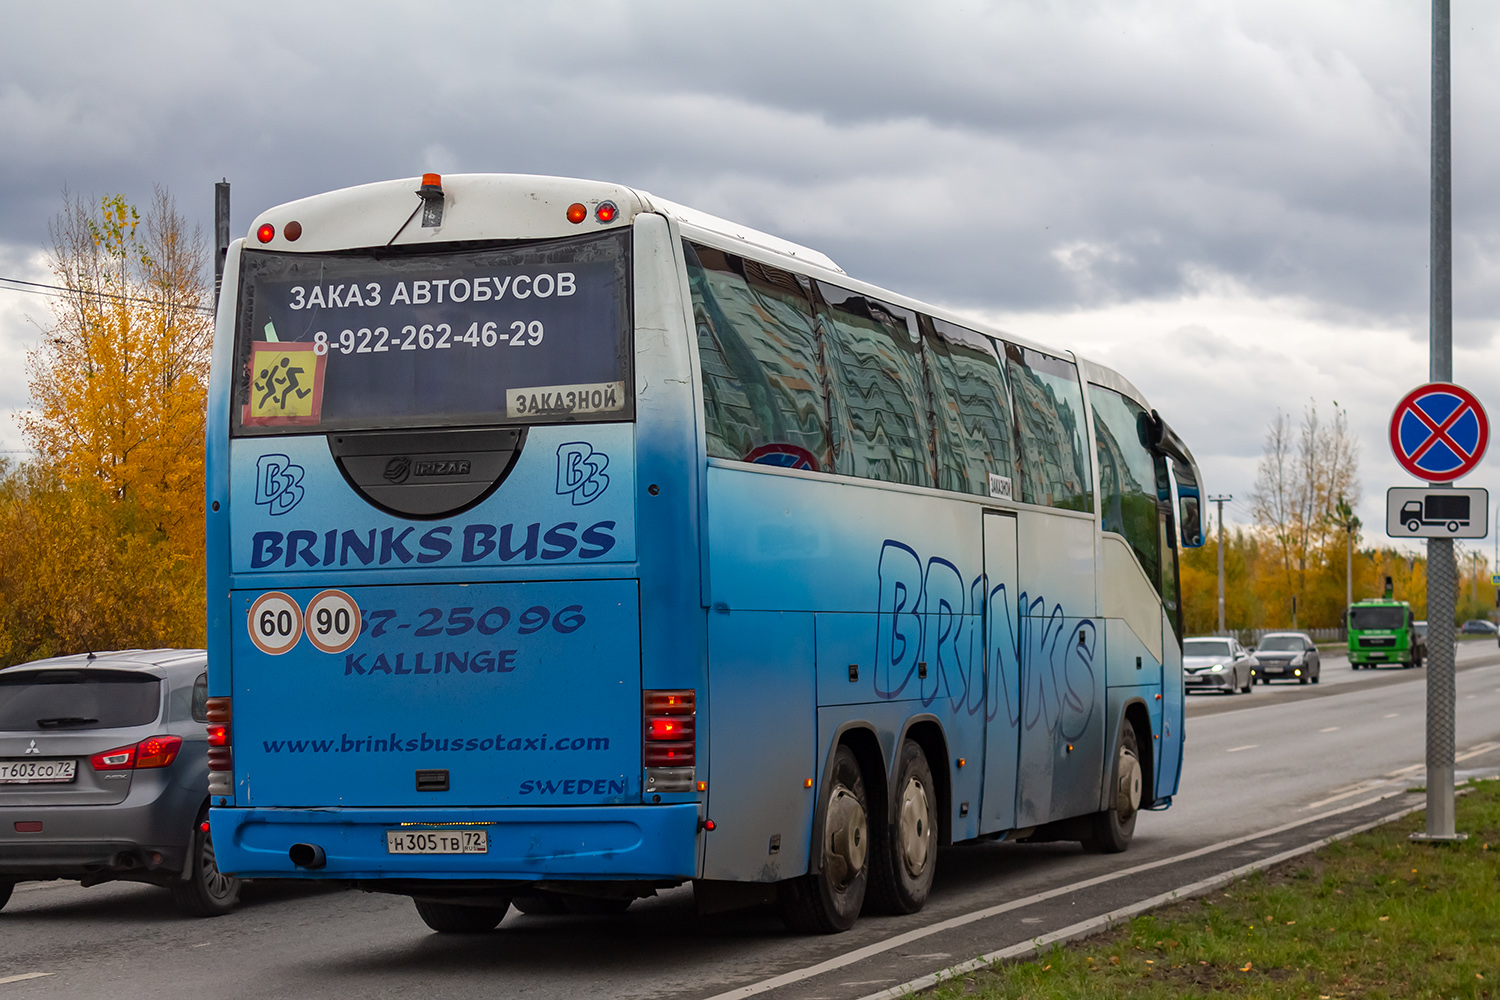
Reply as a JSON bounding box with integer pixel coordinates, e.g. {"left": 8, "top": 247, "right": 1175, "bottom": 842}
{"left": 242, "top": 341, "right": 326, "bottom": 427}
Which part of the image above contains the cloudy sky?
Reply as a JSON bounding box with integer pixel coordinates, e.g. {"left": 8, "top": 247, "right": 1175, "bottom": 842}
{"left": 3, "top": 1, "right": 1500, "bottom": 556}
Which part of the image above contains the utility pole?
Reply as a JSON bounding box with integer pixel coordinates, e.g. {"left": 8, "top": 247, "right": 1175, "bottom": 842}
{"left": 1335, "top": 497, "right": 1361, "bottom": 636}
{"left": 1414, "top": 0, "right": 1464, "bottom": 844}
{"left": 1209, "top": 495, "right": 1232, "bottom": 635}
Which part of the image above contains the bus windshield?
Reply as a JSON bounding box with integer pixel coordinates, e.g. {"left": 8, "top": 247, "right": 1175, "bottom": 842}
{"left": 1349, "top": 606, "right": 1406, "bottom": 630}
{"left": 232, "top": 230, "right": 632, "bottom": 435}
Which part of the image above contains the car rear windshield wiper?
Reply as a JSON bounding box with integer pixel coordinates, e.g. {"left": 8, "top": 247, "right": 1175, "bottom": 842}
{"left": 35, "top": 716, "right": 99, "bottom": 728}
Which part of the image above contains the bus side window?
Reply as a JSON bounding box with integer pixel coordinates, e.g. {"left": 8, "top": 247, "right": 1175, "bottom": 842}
{"left": 1159, "top": 509, "right": 1182, "bottom": 639}
{"left": 1089, "top": 385, "right": 1162, "bottom": 589}
{"left": 1004, "top": 344, "right": 1094, "bottom": 513}
{"left": 684, "top": 242, "right": 831, "bottom": 471}
{"left": 815, "top": 281, "right": 932, "bottom": 487}
{"left": 925, "top": 317, "right": 1017, "bottom": 497}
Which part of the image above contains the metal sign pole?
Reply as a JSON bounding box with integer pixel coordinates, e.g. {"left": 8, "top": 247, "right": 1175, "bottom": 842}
{"left": 1209, "top": 494, "right": 1232, "bottom": 634}
{"left": 1415, "top": 0, "right": 1463, "bottom": 843}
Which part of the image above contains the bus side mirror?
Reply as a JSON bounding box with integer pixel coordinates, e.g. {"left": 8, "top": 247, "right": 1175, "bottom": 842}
{"left": 1179, "top": 495, "right": 1202, "bottom": 548}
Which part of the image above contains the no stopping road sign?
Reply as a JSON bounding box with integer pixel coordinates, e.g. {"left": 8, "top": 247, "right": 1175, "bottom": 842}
{"left": 1389, "top": 382, "right": 1489, "bottom": 482}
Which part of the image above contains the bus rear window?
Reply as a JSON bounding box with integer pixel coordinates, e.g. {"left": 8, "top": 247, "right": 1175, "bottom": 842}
{"left": 232, "top": 230, "right": 631, "bottom": 435}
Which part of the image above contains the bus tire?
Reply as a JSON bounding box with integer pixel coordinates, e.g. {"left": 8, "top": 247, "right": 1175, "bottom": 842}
{"left": 1084, "top": 722, "right": 1142, "bottom": 854}
{"left": 170, "top": 812, "right": 242, "bottom": 918}
{"left": 413, "top": 899, "right": 509, "bottom": 933}
{"left": 866, "top": 739, "right": 937, "bottom": 915}
{"left": 778, "top": 745, "right": 869, "bottom": 934}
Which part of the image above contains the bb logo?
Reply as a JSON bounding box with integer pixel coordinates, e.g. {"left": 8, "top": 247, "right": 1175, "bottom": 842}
{"left": 556, "top": 443, "right": 609, "bottom": 505}
{"left": 254, "top": 454, "right": 305, "bottom": 516}
{"left": 384, "top": 457, "right": 411, "bottom": 484}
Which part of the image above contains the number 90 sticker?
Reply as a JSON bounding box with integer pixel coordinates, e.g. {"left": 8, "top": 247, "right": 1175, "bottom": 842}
{"left": 248, "top": 592, "right": 304, "bottom": 656}
{"left": 304, "top": 589, "right": 362, "bottom": 654}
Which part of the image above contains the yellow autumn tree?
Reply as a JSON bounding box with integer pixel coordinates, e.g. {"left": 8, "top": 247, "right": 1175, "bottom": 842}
{"left": 0, "top": 188, "right": 211, "bottom": 664}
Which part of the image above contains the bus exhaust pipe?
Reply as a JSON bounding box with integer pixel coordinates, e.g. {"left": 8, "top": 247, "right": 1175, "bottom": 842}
{"left": 289, "top": 843, "right": 327, "bottom": 870}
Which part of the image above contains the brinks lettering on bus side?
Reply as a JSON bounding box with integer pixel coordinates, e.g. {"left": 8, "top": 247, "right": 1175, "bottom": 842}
{"left": 248, "top": 519, "right": 617, "bottom": 568}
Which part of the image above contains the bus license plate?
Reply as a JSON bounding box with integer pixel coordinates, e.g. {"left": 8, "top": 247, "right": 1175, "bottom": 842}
{"left": 0, "top": 759, "right": 77, "bottom": 783}
{"left": 385, "top": 829, "right": 488, "bottom": 855}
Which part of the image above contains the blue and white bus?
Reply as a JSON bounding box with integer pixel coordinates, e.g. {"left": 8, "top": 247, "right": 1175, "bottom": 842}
{"left": 206, "top": 173, "right": 1205, "bottom": 934}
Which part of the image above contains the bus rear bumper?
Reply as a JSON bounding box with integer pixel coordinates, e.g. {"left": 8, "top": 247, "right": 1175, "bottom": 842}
{"left": 210, "top": 804, "right": 700, "bottom": 881}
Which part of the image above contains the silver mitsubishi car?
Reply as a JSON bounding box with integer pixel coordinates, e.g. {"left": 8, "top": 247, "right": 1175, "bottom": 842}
{"left": 0, "top": 650, "right": 240, "bottom": 916}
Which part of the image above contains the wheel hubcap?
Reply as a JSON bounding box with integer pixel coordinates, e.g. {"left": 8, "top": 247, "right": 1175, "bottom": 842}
{"left": 201, "top": 832, "right": 234, "bottom": 900}
{"left": 897, "top": 775, "right": 933, "bottom": 878}
{"left": 1115, "top": 747, "right": 1142, "bottom": 820}
{"left": 824, "top": 784, "right": 867, "bottom": 890}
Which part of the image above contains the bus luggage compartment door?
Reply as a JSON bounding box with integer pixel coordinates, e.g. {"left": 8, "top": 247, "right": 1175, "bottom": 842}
{"left": 230, "top": 579, "right": 641, "bottom": 807}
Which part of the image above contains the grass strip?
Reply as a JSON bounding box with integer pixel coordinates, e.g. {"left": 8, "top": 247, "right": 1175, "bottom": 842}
{"left": 930, "top": 778, "right": 1500, "bottom": 999}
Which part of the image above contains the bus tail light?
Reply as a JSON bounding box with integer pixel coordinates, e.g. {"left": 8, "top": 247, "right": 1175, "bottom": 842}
{"left": 644, "top": 690, "right": 695, "bottom": 792}
{"left": 207, "top": 697, "right": 234, "bottom": 795}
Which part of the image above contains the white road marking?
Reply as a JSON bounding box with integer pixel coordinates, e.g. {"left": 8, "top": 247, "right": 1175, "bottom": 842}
{"left": 853, "top": 799, "right": 1430, "bottom": 1000}
{"left": 1304, "top": 780, "right": 1392, "bottom": 809}
{"left": 1457, "top": 742, "right": 1500, "bottom": 762}
{"left": 0, "top": 974, "right": 54, "bottom": 985}
{"left": 1225, "top": 744, "right": 1258, "bottom": 753}
{"left": 1384, "top": 713, "right": 1399, "bottom": 718}
{"left": 1319, "top": 726, "right": 1340, "bottom": 732}
{"left": 699, "top": 788, "right": 1418, "bottom": 1000}
{"left": 1387, "top": 763, "right": 1425, "bottom": 777}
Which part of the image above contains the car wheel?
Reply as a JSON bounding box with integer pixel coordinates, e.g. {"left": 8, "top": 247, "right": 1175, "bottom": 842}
{"left": 1312, "top": 670, "right": 1320, "bottom": 684}
{"left": 1084, "top": 720, "right": 1142, "bottom": 853}
{"left": 170, "top": 814, "right": 242, "bottom": 917}
{"left": 1240, "top": 669, "right": 1252, "bottom": 694}
{"left": 779, "top": 745, "right": 869, "bottom": 933}
{"left": 1299, "top": 672, "right": 1309, "bottom": 685}
{"left": 414, "top": 899, "right": 509, "bottom": 932}
{"left": 0, "top": 880, "right": 13, "bottom": 912}
{"left": 866, "top": 739, "right": 938, "bottom": 915}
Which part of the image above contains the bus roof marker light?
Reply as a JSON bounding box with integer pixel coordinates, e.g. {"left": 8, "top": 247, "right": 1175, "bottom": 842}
{"left": 566, "top": 203, "right": 587, "bottom": 224}
{"left": 416, "top": 173, "right": 444, "bottom": 228}
{"left": 284, "top": 221, "right": 302, "bottom": 242}
{"left": 595, "top": 201, "right": 618, "bottom": 223}
{"left": 256, "top": 223, "right": 275, "bottom": 244}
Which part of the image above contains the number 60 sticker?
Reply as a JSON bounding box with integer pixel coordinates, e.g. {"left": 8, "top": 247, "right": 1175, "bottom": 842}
{"left": 304, "top": 589, "right": 362, "bottom": 654}
{"left": 247, "top": 592, "right": 304, "bottom": 656}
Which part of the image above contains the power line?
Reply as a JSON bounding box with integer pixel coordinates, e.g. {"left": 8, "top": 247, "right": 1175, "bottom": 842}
{"left": 0, "top": 275, "right": 213, "bottom": 315}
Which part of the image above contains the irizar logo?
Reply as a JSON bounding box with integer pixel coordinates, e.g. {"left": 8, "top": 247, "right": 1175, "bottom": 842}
{"left": 254, "top": 454, "right": 306, "bottom": 516}
{"left": 556, "top": 442, "right": 609, "bottom": 505}
{"left": 24, "top": 740, "right": 40, "bottom": 755}
{"left": 383, "top": 457, "right": 411, "bottom": 484}
{"left": 414, "top": 459, "right": 471, "bottom": 477}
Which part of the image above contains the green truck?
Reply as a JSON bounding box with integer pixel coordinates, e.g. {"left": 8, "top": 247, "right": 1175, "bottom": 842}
{"left": 1346, "top": 599, "right": 1423, "bottom": 669}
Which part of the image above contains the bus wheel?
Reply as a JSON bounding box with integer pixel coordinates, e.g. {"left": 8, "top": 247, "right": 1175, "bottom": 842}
{"left": 1084, "top": 722, "right": 1142, "bottom": 854}
{"left": 867, "top": 740, "right": 937, "bottom": 915}
{"left": 778, "top": 745, "right": 869, "bottom": 933}
{"left": 413, "top": 899, "right": 510, "bottom": 933}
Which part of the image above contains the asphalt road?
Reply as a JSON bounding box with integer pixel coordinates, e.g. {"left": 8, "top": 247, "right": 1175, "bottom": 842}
{"left": 4, "top": 641, "right": 1500, "bottom": 1000}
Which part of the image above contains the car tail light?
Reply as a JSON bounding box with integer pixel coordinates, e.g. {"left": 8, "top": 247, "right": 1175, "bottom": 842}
{"left": 89, "top": 735, "right": 182, "bottom": 771}
{"left": 135, "top": 736, "right": 182, "bottom": 768}
{"left": 91, "top": 746, "right": 136, "bottom": 770}
{"left": 643, "top": 690, "right": 695, "bottom": 772}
